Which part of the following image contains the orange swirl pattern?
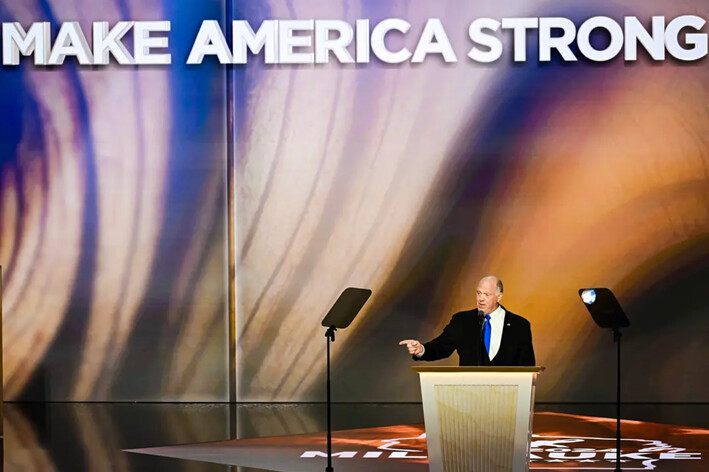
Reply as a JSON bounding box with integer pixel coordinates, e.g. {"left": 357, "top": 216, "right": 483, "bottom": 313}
{"left": 235, "top": 1, "right": 709, "bottom": 402}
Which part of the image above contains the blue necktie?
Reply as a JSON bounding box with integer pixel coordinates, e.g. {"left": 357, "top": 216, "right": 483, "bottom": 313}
{"left": 483, "top": 314, "right": 492, "bottom": 355}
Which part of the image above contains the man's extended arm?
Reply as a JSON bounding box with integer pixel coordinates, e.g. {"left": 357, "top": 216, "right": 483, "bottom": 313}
{"left": 414, "top": 318, "right": 457, "bottom": 362}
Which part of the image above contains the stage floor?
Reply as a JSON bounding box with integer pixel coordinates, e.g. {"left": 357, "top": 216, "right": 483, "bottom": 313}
{"left": 129, "top": 411, "right": 709, "bottom": 471}
{"left": 3, "top": 403, "right": 709, "bottom": 471}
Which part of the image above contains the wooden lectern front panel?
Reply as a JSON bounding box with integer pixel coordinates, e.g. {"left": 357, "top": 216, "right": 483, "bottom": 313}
{"left": 435, "top": 385, "right": 518, "bottom": 472}
{"left": 417, "top": 370, "right": 538, "bottom": 472}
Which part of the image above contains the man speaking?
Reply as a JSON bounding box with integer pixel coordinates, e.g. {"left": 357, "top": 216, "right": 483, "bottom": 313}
{"left": 399, "top": 276, "right": 535, "bottom": 366}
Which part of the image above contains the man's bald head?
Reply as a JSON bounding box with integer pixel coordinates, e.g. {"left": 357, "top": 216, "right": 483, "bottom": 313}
{"left": 480, "top": 275, "right": 503, "bottom": 294}
{"left": 476, "top": 275, "right": 504, "bottom": 314}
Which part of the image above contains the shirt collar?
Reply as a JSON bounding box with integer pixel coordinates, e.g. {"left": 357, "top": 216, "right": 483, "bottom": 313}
{"left": 488, "top": 304, "right": 505, "bottom": 322}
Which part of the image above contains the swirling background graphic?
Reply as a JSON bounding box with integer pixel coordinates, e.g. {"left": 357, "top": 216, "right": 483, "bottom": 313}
{"left": 0, "top": 0, "right": 228, "bottom": 401}
{"left": 0, "top": 0, "right": 707, "bottom": 403}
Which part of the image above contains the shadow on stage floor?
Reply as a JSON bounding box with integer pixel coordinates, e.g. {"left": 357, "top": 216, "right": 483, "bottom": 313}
{"left": 3, "top": 402, "right": 709, "bottom": 471}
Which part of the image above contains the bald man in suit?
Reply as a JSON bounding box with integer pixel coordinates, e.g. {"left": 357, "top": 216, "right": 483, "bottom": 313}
{"left": 399, "top": 276, "right": 535, "bottom": 366}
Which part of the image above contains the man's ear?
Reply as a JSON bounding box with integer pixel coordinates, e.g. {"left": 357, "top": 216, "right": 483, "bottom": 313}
{"left": 497, "top": 293, "right": 503, "bottom": 304}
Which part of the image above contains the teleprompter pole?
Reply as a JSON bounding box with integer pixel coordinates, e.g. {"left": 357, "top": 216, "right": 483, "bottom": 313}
{"left": 578, "top": 288, "right": 629, "bottom": 472}
{"left": 319, "top": 287, "right": 372, "bottom": 472}
{"left": 325, "top": 326, "right": 336, "bottom": 472}
{"left": 614, "top": 327, "right": 622, "bottom": 472}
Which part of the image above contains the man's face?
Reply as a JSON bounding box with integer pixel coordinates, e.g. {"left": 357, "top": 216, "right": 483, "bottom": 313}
{"left": 476, "top": 278, "right": 502, "bottom": 314}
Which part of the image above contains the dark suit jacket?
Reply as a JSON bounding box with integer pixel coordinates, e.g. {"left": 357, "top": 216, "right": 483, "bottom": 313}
{"left": 413, "top": 306, "right": 535, "bottom": 366}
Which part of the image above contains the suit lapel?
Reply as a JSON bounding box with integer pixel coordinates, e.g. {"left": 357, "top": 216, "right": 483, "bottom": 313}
{"left": 465, "top": 310, "right": 489, "bottom": 365}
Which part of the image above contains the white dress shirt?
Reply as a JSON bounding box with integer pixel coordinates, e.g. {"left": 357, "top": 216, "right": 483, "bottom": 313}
{"left": 416, "top": 305, "right": 507, "bottom": 360}
{"left": 486, "top": 304, "right": 506, "bottom": 361}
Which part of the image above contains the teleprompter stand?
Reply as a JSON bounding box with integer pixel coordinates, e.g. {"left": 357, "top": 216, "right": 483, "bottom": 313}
{"left": 578, "top": 288, "right": 630, "bottom": 472}
{"left": 321, "top": 287, "right": 372, "bottom": 472}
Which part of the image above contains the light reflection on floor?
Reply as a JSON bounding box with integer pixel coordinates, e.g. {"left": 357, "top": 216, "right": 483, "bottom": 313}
{"left": 3, "top": 403, "right": 709, "bottom": 471}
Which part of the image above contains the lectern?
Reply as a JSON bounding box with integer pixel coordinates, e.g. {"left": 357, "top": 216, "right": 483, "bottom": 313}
{"left": 413, "top": 367, "right": 543, "bottom": 472}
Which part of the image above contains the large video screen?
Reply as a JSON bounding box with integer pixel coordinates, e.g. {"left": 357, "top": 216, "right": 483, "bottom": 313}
{"left": 1, "top": 0, "right": 707, "bottom": 402}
